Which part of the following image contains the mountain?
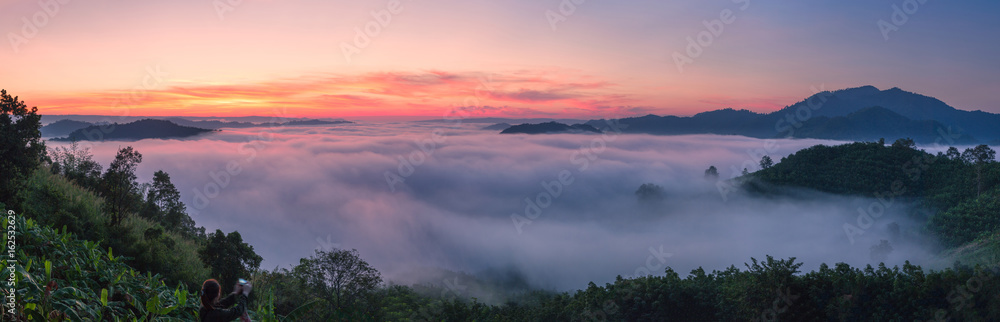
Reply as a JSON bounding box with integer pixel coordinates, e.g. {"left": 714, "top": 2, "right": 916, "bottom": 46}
{"left": 282, "top": 119, "right": 352, "bottom": 126}
{"left": 500, "top": 122, "right": 602, "bottom": 134}
{"left": 585, "top": 86, "right": 1000, "bottom": 143}
{"left": 772, "top": 86, "right": 1000, "bottom": 141}
{"left": 165, "top": 117, "right": 257, "bottom": 129}
{"left": 54, "top": 119, "right": 215, "bottom": 141}
{"left": 41, "top": 115, "right": 349, "bottom": 124}
{"left": 166, "top": 118, "right": 352, "bottom": 129}
{"left": 40, "top": 119, "right": 93, "bottom": 137}
{"left": 482, "top": 123, "right": 512, "bottom": 131}
{"left": 416, "top": 117, "right": 586, "bottom": 124}
{"left": 793, "top": 106, "right": 977, "bottom": 143}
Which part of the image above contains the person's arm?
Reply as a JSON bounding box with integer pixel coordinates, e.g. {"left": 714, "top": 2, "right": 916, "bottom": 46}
{"left": 217, "top": 292, "right": 238, "bottom": 307}
{"left": 204, "top": 294, "right": 248, "bottom": 322}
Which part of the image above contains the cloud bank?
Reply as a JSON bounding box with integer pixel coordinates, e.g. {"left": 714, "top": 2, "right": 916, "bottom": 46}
{"left": 58, "top": 123, "right": 942, "bottom": 291}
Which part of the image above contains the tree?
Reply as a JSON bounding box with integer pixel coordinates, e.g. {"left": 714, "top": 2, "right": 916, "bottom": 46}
{"left": 961, "top": 145, "right": 996, "bottom": 196}
{"left": 295, "top": 249, "right": 382, "bottom": 313}
{"left": 759, "top": 155, "right": 773, "bottom": 170}
{"left": 704, "top": 166, "right": 719, "bottom": 181}
{"left": 0, "top": 89, "right": 45, "bottom": 207}
{"left": 891, "top": 138, "right": 916, "bottom": 150}
{"left": 200, "top": 229, "right": 263, "bottom": 290}
{"left": 142, "top": 170, "right": 202, "bottom": 237}
{"left": 945, "top": 147, "right": 961, "bottom": 160}
{"left": 48, "top": 141, "right": 103, "bottom": 190}
{"left": 102, "top": 146, "right": 143, "bottom": 225}
{"left": 635, "top": 183, "right": 665, "bottom": 204}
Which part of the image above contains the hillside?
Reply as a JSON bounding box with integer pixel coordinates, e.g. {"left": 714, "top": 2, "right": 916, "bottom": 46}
{"left": 482, "top": 122, "right": 512, "bottom": 131}
{"left": 40, "top": 119, "right": 93, "bottom": 137}
{"left": 586, "top": 86, "right": 1000, "bottom": 143}
{"left": 55, "top": 119, "right": 215, "bottom": 141}
{"left": 746, "top": 140, "right": 1000, "bottom": 250}
{"left": 792, "top": 106, "right": 977, "bottom": 143}
{"left": 500, "top": 121, "right": 602, "bottom": 134}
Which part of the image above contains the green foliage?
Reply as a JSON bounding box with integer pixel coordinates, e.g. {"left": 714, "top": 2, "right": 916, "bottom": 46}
{"left": 101, "top": 146, "right": 143, "bottom": 226}
{"left": 752, "top": 141, "right": 932, "bottom": 196}
{"left": 19, "top": 164, "right": 210, "bottom": 289}
{"left": 0, "top": 89, "right": 46, "bottom": 208}
{"left": 47, "top": 141, "right": 103, "bottom": 191}
{"left": 141, "top": 170, "right": 204, "bottom": 238}
{"left": 19, "top": 166, "right": 108, "bottom": 243}
{"left": 930, "top": 189, "right": 1000, "bottom": 247}
{"left": 759, "top": 155, "right": 773, "bottom": 169}
{"left": 295, "top": 249, "right": 383, "bottom": 316}
{"left": 2, "top": 213, "right": 200, "bottom": 320}
{"left": 750, "top": 141, "right": 1000, "bottom": 259}
{"left": 200, "top": 230, "right": 263, "bottom": 292}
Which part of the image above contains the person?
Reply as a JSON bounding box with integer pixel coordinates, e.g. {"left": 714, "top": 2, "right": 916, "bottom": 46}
{"left": 199, "top": 278, "right": 252, "bottom": 322}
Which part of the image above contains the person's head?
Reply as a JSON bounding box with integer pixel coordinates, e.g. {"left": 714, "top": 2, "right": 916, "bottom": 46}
{"left": 201, "top": 279, "right": 221, "bottom": 309}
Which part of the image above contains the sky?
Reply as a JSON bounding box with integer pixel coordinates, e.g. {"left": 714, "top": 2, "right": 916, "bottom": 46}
{"left": 2, "top": 0, "right": 999, "bottom": 120}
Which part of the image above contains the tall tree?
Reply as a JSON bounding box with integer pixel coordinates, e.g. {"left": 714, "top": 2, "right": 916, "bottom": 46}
{"left": 759, "top": 155, "right": 774, "bottom": 170}
{"left": 200, "top": 229, "right": 263, "bottom": 290}
{"left": 102, "top": 146, "right": 142, "bottom": 225}
{"left": 0, "top": 89, "right": 45, "bottom": 207}
{"left": 704, "top": 166, "right": 719, "bottom": 181}
{"left": 962, "top": 145, "right": 997, "bottom": 196}
{"left": 295, "top": 248, "right": 382, "bottom": 313}
{"left": 945, "top": 147, "right": 961, "bottom": 160}
{"left": 142, "top": 170, "right": 201, "bottom": 237}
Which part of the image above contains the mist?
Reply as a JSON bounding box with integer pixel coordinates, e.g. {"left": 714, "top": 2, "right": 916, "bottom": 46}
{"left": 51, "top": 122, "right": 943, "bottom": 292}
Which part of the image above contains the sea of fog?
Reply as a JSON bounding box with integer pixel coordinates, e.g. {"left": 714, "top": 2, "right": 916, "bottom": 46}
{"left": 48, "top": 121, "right": 951, "bottom": 291}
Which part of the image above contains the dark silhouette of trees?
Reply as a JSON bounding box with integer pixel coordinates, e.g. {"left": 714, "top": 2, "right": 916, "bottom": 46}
{"left": 0, "top": 89, "right": 45, "bottom": 207}
{"left": 200, "top": 229, "right": 263, "bottom": 291}
{"left": 142, "top": 170, "right": 203, "bottom": 238}
{"left": 891, "top": 137, "right": 916, "bottom": 150}
{"left": 759, "top": 155, "right": 773, "bottom": 169}
{"left": 101, "top": 146, "right": 142, "bottom": 226}
{"left": 295, "top": 249, "right": 382, "bottom": 313}
{"left": 635, "top": 183, "right": 665, "bottom": 204}
{"left": 945, "top": 147, "right": 961, "bottom": 160}
{"left": 961, "top": 145, "right": 997, "bottom": 196}
{"left": 704, "top": 166, "right": 719, "bottom": 181}
{"left": 48, "top": 141, "right": 103, "bottom": 189}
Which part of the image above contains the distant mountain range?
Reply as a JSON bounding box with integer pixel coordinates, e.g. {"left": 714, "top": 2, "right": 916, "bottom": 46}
{"left": 165, "top": 117, "right": 351, "bottom": 129}
{"left": 500, "top": 122, "right": 602, "bottom": 134}
{"left": 575, "top": 86, "right": 996, "bottom": 143}
{"left": 40, "top": 119, "right": 95, "bottom": 137}
{"left": 41, "top": 115, "right": 351, "bottom": 125}
{"left": 52, "top": 119, "right": 215, "bottom": 141}
{"left": 41, "top": 117, "right": 353, "bottom": 140}
{"left": 482, "top": 123, "right": 512, "bottom": 131}
{"left": 416, "top": 117, "right": 587, "bottom": 124}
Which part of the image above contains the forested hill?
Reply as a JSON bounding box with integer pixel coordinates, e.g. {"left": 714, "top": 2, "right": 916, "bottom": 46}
{"left": 54, "top": 119, "right": 214, "bottom": 141}
{"left": 744, "top": 139, "right": 1000, "bottom": 249}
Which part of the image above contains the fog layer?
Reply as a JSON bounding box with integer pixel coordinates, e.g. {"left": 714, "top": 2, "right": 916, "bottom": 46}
{"left": 56, "top": 122, "right": 940, "bottom": 291}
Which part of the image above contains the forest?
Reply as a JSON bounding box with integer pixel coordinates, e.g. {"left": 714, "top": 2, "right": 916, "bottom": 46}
{"left": 2, "top": 89, "right": 999, "bottom": 320}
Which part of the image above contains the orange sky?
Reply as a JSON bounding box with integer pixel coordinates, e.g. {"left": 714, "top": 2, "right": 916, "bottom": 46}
{"left": 3, "top": 0, "right": 998, "bottom": 120}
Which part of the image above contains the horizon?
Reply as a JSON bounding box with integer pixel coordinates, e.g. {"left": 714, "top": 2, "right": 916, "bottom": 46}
{"left": 34, "top": 85, "right": 995, "bottom": 123}
{"left": 3, "top": 1, "right": 999, "bottom": 119}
